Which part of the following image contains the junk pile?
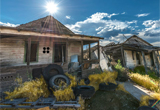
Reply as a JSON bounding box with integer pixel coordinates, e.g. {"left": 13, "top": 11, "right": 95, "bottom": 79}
{"left": 0, "top": 64, "right": 119, "bottom": 110}
{"left": 1, "top": 64, "right": 158, "bottom": 110}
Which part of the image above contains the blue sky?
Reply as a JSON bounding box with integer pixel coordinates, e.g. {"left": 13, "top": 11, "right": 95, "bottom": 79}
{"left": 0, "top": 0, "right": 160, "bottom": 46}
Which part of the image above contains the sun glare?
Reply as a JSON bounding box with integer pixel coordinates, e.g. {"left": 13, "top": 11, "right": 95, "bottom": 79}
{"left": 45, "top": 1, "right": 58, "bottom": 14}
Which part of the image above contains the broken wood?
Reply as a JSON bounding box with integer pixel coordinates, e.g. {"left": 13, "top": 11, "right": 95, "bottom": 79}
{"left": 141, "top": 51, "right": 148, "bottom": 74}
{"left": 121, "top": 45, "right": 126, "bottom": 67}
{"left": 153, "top": 51, "right": 160, "bottom": 77}
{"left": 89, "top": 43, "right": 91, "bottom": 60}
{"left": 98, "top": 41, "right": 100, "bottom": 60}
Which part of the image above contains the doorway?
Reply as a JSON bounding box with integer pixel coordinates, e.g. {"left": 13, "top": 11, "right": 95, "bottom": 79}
{"left": 54, "top": 43, "right": 66, "bottom": 62}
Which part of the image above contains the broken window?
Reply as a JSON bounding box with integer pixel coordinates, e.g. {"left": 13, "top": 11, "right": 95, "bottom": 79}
{"left": 25, "top": 42, "right": 38, "bottom": 62}
{"left": 136, "top": 52, "right": 141, "bottom": 65}
{"left": 150, "top": 53, "right": 154, "bottom": 66}
{"left": 54, "top": 43, "right": 66, "bottom": 62}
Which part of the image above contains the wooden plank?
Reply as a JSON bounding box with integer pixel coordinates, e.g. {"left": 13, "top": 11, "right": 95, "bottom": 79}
{"left": 153, "top": 51, "right": 160, "bottom": 77}
{"left": 31, "top": 97, "right": 43, "bottom": 107}
{"left": 50, "top": 98, "right": 56, "bottom": 107}
{"left": 121, "top": 45, "right": 126, "bottom": 67}
{"left": 157, "top": 50, "right": 160, "bottom": 62}
{"left": 27, "top": 38, "right": 31, "bottom": 66}
{"left": 12, "top": 98, "right": 27, "bottom": 107}
{"left": 141, "top": 51, "right": 148, "bottom": 74}
{"left": 89, "top": 43, "right": 91, "bottom": 60}
{"left": 81, "top": 40, "right": 83, "bottom": 71}
{"left": 98, "top": 41, "right": 100, "bottom": 61}
{"left": 66, "top": 40, "right": 69, "bottom": 63}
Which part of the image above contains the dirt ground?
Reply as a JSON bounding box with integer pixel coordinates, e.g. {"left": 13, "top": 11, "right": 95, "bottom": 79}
{"left": 85, "top": 90, "right": 140, "bottom": 110}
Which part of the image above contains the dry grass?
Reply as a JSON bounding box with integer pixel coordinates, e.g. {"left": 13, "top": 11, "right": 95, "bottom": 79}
{"left": 4, "top": 76, "right": 50, "bottom": 102}
{"left": 140, "top": 93, "right": 160, "bottom": 106}
{"left": 88, "top": 71, "right": 118, "bottom": 91}
{"left": 116, "top": 84, "right": 129, "bottom": 93}
{"left": 129, "top": 73, "right": 160, "bottom": 93}
{"left": 2, "top": 71, "right": 120, "bottom": 110}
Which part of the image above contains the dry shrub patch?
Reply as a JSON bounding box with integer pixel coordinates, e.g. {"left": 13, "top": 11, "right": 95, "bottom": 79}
{"left": 129, "top": 73, "right": 160, "bottom": 93}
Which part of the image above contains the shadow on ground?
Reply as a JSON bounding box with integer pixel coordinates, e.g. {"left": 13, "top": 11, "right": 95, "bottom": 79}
{"left": 85, "top": 90, "right": 139, "bottom": 110}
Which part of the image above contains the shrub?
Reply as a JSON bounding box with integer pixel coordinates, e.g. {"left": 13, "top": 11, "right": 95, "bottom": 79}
{"left": 133, "top": 66, "right": 145, "bottom": 74}
{"left": 114, "top": 59, "right": 125, "bottom": 71}
{"left": 129, "top": 73, "right": 160, "bottom": 93}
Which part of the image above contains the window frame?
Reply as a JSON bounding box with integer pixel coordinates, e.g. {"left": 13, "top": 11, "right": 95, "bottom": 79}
{"left": 24, "top": 41, "right": 39, "bottom": 63}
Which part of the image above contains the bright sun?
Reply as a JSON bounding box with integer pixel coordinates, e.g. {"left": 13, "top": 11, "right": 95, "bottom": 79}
{"left": 45, "top": 1, "right": 58, "bottom": 14}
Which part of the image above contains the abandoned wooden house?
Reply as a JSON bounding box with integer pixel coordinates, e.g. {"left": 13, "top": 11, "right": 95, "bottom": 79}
{"left": 102, "top": 35, "right": 160, "bottom": 75}
{"left": 0, "top": 15, "right": 103, "bottom": 91}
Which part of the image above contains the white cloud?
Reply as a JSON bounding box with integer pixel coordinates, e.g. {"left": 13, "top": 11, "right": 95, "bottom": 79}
{"left": 151, "top": 41, "right": 160, "bottom": 46}
{"left": 0, "top": 21, "right": 19, "bottom": 27}
{"left": 100, "top": 40, "right": 110, "bottom": 46}
{"left": 136, "top": 13, "right": 150, "bottom": 17}
{"left": 66, "top": 16, "right": 71, "bottom": 19}
{"left": 109, "top": 33, "right": 133, "bottom": 43}
{"left": 142, "top": 19, "right": 160, "bottom": 36}
{"left": 65, "top": 12, "right": 137, "bottom": 35}
{"left": 121, "top": 12, "right": 125, "bottom": 14}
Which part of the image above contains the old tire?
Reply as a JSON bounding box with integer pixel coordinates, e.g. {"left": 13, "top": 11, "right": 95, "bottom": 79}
{"left": 32, "top": 68, "right": 43, "bottom": 79}
{"left": 116, "top": 76, "right": 128, "bottom": 82}
{"left": 49, "top": 74, "right": 70, "bottom": 89}
{"left": 137, "top": 106, "right": 158, "bottom": 110}
{"left": 74, "top": 85, "right": 95, "bottom": 98}
{"left": 43, "top": 64, "right": 64, "bottom": 81}
{"left": 99, "top": 82, "right": 118, "bottom": 91}
{"left": 84, "top": 78, "right": 90, "bottom": 85}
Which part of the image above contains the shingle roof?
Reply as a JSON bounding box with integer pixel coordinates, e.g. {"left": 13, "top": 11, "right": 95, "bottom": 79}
{"left": 16, "top": 15, "right": 75, "bottom": 35}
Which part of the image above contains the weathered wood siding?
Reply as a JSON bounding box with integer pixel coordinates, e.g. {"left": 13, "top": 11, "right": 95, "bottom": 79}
{"left": 68, "top": 41, "right": 81, "bottom": 63}
{"left": 0, "top": 38, "right": 25, "bottom": 67}
{"left": 124, "top": 50, "right": 152, "bottom": 68}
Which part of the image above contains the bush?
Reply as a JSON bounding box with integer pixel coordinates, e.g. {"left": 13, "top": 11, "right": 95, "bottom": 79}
{"left": 133, "top": 66, "right": 145, "bottom": 74}
{"left": 129, "top": 73, "right": 160, "bottom": 93}
{"left": 133, "top": 66, "right": 159, "bottom": 80}
{"left": 114, "top": 59, "right": 125, "bottom": 72}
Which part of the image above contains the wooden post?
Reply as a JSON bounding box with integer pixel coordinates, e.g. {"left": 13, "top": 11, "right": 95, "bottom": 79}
{"left": 89, "top": 43, "right": 91, "bottom": 60}
{"left": 157, "top": 50, "right": 160, "bottom": 62}
{"left": 98, "top": 41, "right": 100, "bottom": 61}
{"left": 153, "top": 51, "right": 159, "bottom": 77}
{"left": 121, "top": 45, "right": 126, "bottom": 67}
{"left": 66, "top": 40, "right": 69, "bottom": 64}
{"left": 141, "top": 51, "right": 148, "bottom": 74}
{"left": 81, "top": 40, "right": 83, "bottom": 71}
{"left": 27, "top": 38, "right": 31, "bottom": 66}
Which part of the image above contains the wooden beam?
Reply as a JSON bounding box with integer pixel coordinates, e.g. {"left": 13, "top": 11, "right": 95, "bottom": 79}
{"left": 121, "top": 45, "right": 126, "bottom": 67}
{"left": 89, "top": 43, "right": 91, "bottom": 60}
{"left": 98, "top": 41, "right": 100, "bottom": 60}
{"left": 27, "top": 38, "right": 31, "bottom": 66}
{"left": 157, "top": 50, "right": 160, "bottom": 62}
{"left": 81, "top": 40, "right": 83, "bottom": 71}
{"left": 153, "top": 51, "right": 160, "bottom": 77}
{"left": 66, "top": 40, "right": 69, "bottom": 64}
{"left": 141, "top": 51, "right": 148, "bottom": 74}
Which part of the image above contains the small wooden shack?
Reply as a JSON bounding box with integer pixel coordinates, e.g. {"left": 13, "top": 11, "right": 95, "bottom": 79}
{"left": 0, "top": 15, "right": 103, "bottom": 91}
{"left": 103, "top": 35, "right": 160, "bottom": 75}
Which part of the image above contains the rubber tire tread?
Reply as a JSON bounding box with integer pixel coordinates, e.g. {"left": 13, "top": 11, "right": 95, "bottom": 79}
{"left": 99, "top": 82, "right": 118, "bottom": 91}
{"left": 43, "top": 64, "right": 64, "bottom": 81}
{"left": 49, "top": 74, "right": 70, "bottom": 89}
{"left": 74, "top": 85, "right": 95, "bottom": 98}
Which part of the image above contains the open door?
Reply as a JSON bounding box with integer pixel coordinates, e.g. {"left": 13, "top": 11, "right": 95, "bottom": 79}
{"left": 53, "top": 43, "right": 66, "bottom": 63}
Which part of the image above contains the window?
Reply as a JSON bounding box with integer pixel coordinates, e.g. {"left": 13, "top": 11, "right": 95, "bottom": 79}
{"left": 136, "top": 52, "right": 141, "bottom": 65}
{"left": 41, "top": 22, "right": 49, "bottom": 28}
{"left": 25, "top": 42, "right": 38, "bottom": 62}
{"left": 54, "top": 43, "right": 66, "bottom": 62}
